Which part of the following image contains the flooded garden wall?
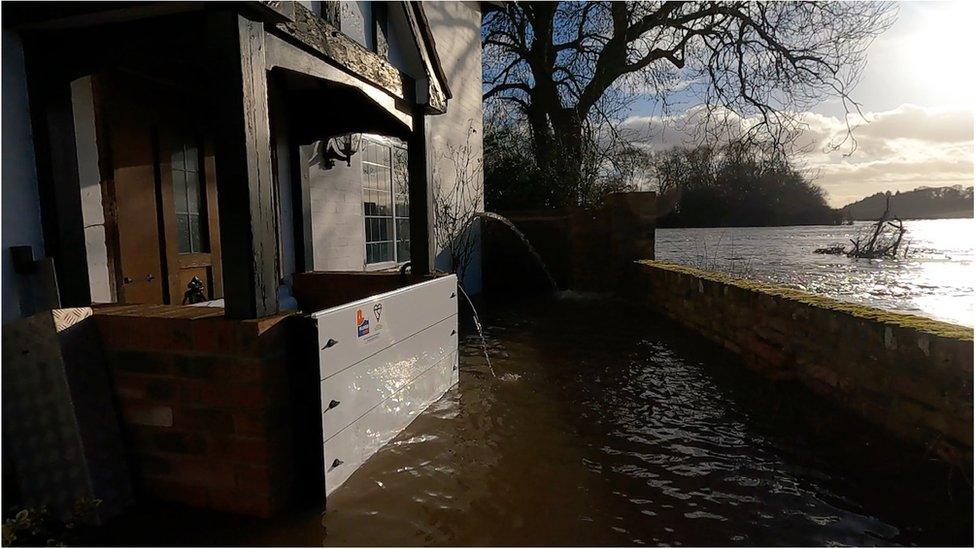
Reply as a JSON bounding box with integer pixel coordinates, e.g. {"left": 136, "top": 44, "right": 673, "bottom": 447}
{"left": 632, "top": 260, "right": 974, "bottom": 466}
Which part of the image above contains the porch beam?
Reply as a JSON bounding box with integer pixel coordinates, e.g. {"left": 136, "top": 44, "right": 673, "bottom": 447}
{"left": 264, "top": 33, "right": 412, "bottom": 131}
{"left": 207, "top": 11, "right": 279, "bottom": 319}
{"left": 408, "top": 110, "right": 432, "bottom": 275}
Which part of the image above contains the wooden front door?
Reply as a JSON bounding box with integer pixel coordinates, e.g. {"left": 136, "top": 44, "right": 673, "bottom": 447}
{"left": 102, "top": 71, "right": 222, "bottom": 305}
{"left": 156, "top": 129, "right": 223, "bottom": 304}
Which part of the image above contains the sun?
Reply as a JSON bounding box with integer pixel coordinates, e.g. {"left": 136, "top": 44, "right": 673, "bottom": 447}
{"left": 902, "top": 0, "right": 976, "bottom": 108}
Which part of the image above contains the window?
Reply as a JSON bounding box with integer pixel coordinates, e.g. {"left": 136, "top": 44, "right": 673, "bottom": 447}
{"left": 362, "top": 138, "right": 409, "bottom": 266}
{"left": 171, "top": 142, "right": 208, "bottom": 254}
{"left": 393, "top": 147, "right": 410, "bottom": 261}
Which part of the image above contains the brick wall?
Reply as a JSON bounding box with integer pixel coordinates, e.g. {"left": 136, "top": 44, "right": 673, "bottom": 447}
{"left": 632, "top": 261, "right": 974, "bottom": 465}
{"left": 93, "top": 305, "right": 315, "bottom": 518}
{"left": 483, "top": 192, "right": 658, "bottom": 294}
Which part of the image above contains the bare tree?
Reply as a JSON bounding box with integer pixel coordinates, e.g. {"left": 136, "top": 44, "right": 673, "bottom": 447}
{"left": 433, "top": 123, "right": 484, "bottom": 286}
{"left": 848, "top": 193, "right": 907, "bottom": 259}
{"left": 483, "top": 2, "right": 896, "bottom": 207}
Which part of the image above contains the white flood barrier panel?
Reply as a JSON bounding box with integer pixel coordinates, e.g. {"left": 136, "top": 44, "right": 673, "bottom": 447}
{"left": 311, "top": 275, "right": 459, "bottom": 495}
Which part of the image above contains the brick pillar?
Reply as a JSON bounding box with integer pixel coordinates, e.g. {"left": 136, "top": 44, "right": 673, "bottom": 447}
{"left": 94, "top": 305, "right": 305, "bottom": 517}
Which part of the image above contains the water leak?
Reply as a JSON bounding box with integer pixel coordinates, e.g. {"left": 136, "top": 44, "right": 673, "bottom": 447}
{"left": 455, "top": 282, "right": 504, "bottom": 380}
{"left": 477, "top": 211, "right": 559, "bottom": 292}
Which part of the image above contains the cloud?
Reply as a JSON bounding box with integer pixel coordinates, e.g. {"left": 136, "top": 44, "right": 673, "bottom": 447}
{"left": 618, "top": 104, "right": 975, "bottom": 207}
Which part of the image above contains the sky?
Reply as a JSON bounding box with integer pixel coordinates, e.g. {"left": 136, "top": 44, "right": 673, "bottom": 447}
{"left": 620, "top": 1, "right": 976, "bottom": 207}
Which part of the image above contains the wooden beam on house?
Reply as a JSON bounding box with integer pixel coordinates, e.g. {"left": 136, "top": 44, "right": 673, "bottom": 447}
{"left": 408, "top": 109, "right": 432, "bottom": 275}
{"left": 264, "top": 33, "right": 413, "bottom": 131}
{"left": 402, "top": 2, "right": 450, "bottom": 114}
{"left": 272, "top": 3, "right": 411, "bottom": 103}
{"left": 207, "top": 11, "right": 279, "bottom": 319}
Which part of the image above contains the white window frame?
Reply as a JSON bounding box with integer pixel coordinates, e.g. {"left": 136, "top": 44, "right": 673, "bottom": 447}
{"left": 360, "top": 135, "right": 409, "bottom": 270}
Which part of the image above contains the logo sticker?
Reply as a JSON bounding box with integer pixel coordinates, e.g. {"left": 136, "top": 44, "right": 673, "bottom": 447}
{"left": 356, "top": 303, "right": 385, "bottom": 345}
{"left": 356, "top": 309, "right": 369, "bottom": 337}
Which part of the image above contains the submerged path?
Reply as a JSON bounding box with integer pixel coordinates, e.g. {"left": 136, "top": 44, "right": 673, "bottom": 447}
{"left": 99, "top": 296, "right": 972, "bottom": 546}
{"left": 321, "top": 295, "right": 971, "bottom": 546}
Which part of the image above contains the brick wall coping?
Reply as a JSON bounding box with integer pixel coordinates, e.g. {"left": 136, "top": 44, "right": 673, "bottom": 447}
{"left": 638, "top": 260, "right": 973, "bottom": 342}
{"left": 93, "top": 304, "right": 296, "bottom": 333}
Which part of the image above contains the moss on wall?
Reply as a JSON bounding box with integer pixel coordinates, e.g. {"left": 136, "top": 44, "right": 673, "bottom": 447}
{"left": 633, "top": 260, "right": 974, "bottom": 466}
{"left": 638, "top": 260, "right": 973, "bottom": 341}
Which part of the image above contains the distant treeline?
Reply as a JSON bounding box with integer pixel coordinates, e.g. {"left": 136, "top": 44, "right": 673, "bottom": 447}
{"left": 485, "top": 129, "right": 842, "bottom": 227}
{"left": 485, "top": 128, "right": 970, "bottom": 227}
{"left": 841, "top": 186, "right": 974, "bottom": 221}
{"left": 650, "top": 144, "right": 840, "bottom": 228}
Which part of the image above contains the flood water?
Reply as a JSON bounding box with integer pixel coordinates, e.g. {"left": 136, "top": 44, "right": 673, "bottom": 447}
{"left": 108, "top": 296, "right": 971, "bottom": 546}
{"left": 318, "top": 297, "right": 970, "bottom": 546}
{"left": 655, "top": 219, "right": 975, "bottom": 327}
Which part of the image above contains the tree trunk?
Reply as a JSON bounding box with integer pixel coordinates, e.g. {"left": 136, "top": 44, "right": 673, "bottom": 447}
{"left": 526, "top": 101, "right": 586, "bottom": 208}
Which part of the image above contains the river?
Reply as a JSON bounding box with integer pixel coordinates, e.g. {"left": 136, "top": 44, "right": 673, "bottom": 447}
{"left": 655, "top": 218, "right": 975, "bottom": 327}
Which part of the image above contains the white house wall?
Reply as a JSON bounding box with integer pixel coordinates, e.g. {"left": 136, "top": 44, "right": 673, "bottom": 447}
{"left": 386, "top": 4, "right": 425, "bottom": 79}
{"left": 70, "top": 76, "right": 113, "bottom": 304}
{"left": 1, "top": 31, "right": 46, "bottom": 322}
{"left": 307, "top": 3, "right": 487, "bottom": 291}
{"left": 340, "top": 2, "right": 372, "bottom": 51}
{"left": 308, "top": 144, "right": 368, "bottom": 271}
{"left": 423, "top": 1, "right": 485, "bottom": 293}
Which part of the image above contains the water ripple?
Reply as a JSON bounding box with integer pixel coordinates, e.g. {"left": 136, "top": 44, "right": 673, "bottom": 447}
{"left": 319, "top": 298, "right": 972, "bottom": 546}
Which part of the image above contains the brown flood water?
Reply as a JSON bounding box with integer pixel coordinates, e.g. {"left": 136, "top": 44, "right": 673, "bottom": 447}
{"left": 101, "top": 295, "right": 972, "bottom": 546}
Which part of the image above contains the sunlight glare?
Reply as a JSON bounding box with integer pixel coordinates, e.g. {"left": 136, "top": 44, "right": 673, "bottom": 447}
{"left": 903, "top": 1, "right": 976, "bottom": 107}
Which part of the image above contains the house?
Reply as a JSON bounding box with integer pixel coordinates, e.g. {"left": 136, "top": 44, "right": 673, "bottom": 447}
{"left": 1, "top": 1, "right": 484, "bottom": 518}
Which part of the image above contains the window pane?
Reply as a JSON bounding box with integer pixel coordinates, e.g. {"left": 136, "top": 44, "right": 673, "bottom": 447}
{"left": 366, "top": 242, "right": 393, "bottom": 264}
{"left": 171, "top": 139, "right": 207, "bottom": 254}
{"left": 397, "top": 239, "right": 410, "bottom": 262}
{"left": 396, "top": 219, "right": 410, "bottom": 241}
{"left": 361, "top": 138, "right": 400, "bottom": 265}
{"left": 176, "top": 213, "right": 191, "bottom": 254}
{"left": 173, "top": 171, "right": 187, "bottom": 214}
{"left": 172, "top": 147, "right": 185, "bottom": 171}
{"left": 186, "top": 171, "right": 201, "bottom": 214}
{"left": 395, "top": 195, "right": 409, "bottom": 218}
{"left": 189, "top": 214, "right": 203, "bottom": 253}
{"left": 184, "top": 144, "right": 198, "bottom": 172}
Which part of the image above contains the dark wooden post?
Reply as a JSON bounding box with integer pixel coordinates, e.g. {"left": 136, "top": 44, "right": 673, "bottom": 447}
{"left": 292, "top": 144, "right": 315, "bottom": 273}
{"left": 207, "top": 11, "right": 279, "bottom": 319}
{"left": 408, "top": 110, "right": 432, "bottom": 275}
{"left": 23, "top": 44, "right": 92, "bottom": 308}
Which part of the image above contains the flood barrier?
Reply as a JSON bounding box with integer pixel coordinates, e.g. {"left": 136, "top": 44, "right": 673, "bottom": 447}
{"left": 311, "top": 275, "right": 459, "bottom": 495}
{"left": 632, "top": 260, "right": 973, "bottom": 466}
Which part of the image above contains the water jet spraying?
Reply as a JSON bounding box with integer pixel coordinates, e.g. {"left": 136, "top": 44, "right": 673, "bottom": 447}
{"left": 473, "top": 211, "right": 559, "bottom": 292}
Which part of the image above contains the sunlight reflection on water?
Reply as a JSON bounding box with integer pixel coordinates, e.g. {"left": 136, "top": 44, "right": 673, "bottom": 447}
{"left": 655, "top": 219, "right": 975, "bottom": 327}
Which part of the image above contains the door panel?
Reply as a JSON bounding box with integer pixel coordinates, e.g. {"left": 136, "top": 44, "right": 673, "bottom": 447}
{"left": 158, "top": 127, "right": 222, "bottom": 304}
{"left": 102, "top": 71, "right": 223, "bottom": 305}
{"left": 106, "top": 75, "right": 166, "bottom": 304}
